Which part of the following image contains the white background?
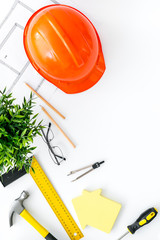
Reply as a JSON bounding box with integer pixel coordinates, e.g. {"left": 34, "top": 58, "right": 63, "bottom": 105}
{"left": 0, "top": 0, "right": 160, "bottom": 240}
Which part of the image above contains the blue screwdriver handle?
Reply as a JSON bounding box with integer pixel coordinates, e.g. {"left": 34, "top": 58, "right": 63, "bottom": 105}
{"left": 127, "top": 207, "right": 158, "bottom": 234}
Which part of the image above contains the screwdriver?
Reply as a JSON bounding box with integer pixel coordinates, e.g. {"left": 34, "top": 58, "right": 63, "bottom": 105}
{"left": 117, "top": 207, "right": 158, "bottom": 240}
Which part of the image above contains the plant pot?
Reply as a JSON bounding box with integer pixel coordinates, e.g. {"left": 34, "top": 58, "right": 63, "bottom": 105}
{"left": 0, "top": 167, "right": 27, "bottom": 187}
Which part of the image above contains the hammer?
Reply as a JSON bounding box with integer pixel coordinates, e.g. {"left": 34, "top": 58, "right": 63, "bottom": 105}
{"left": 9, "top": 191, "right": 57, "bottom": 240}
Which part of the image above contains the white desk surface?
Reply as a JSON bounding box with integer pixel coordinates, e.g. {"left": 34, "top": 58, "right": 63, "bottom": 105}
{"left": 0, "top": 0, "right": 160, "bottom": 240}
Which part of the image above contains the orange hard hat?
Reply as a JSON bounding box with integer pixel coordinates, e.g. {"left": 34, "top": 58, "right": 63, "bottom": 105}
{"left": 23, "top": 5, "right": 105, "bottom": 94}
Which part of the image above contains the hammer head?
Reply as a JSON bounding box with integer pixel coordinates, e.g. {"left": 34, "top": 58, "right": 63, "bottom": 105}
{"left": 9, "top": 191, "right": 29, "bottom": 227}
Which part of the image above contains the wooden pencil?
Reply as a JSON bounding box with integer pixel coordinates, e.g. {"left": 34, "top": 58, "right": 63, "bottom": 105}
{"left": 41, "top": 105, "right": 76, "bottom": 148}
{"left": 25, "top": 83, "right": 65, "bottom": 119}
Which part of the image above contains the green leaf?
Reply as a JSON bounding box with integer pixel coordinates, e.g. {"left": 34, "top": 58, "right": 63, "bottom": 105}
{"left": 0, "top": 115, "right": 4, "bottom": 122}
{"left": 17, "top": 109, "right": 24, "bottom": 112}
{"left": 15, "top": 115, "right": 24, "bottom": 118}
{"left": 32, "top": 119, "right": 36, "bottom": 125}
{"left": 24, "top": 97, "right": 26, "bottom": 105}
{"left": 31, "top": 167, "right": 35, "bottom": 173}
{"left": 28, "top": 137, "right": 33, "bottom": 143}
{"left": 37, "top": 132, "right": 42, "bottom": 136}
{"left": 6, "top": 152, "right": 12, "bottom": 159}
{"left": 21, "top": 129, "right": 27, "bottom": 137}
{"left": 32, "top": 113, "right": 38, "bottom": 119}
{"left": 9, "top": 110, "right": 13, "bottom": 117}
{"left": 12, "top": 119, "right": 22, "bottom": 123}
{"left": 28, "top": 146, "right": 36, "bottom": 151}
{"left": 28, "top": 129, "right": 33, "bottom": 136}
{"left": 2, "top": 87, "right": 6, "bottom": 94}
{"left": 16, "top": 130, "right": 20, "bottom": 136}
{"left": 30, "top": 91, "right": 33, "bottom": 99}
{"left": 22, "top": 138, "right": 26, "bottom": 147}
{"left": 4, "top": 117, "right": 10, "bottom": 123}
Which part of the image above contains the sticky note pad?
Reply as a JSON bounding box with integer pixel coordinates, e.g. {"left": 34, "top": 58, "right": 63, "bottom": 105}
{"left": 72, "top": 189, "right": 121, "bottom": 233}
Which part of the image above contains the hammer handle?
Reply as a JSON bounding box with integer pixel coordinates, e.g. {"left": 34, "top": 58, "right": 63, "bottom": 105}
{"left": 20, "top": 209, "right": 57, "bottom": 239}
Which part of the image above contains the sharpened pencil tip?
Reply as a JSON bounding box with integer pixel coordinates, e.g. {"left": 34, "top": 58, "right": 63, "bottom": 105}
{"left": 25, "top": 82, "right": 30, "bottom": 87}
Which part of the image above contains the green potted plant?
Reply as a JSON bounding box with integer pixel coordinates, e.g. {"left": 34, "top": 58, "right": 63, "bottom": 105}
{"left": 0, "top": 88, "right": 43, "bottom": 186}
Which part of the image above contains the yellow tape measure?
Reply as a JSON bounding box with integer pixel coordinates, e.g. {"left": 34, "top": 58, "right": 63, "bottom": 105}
{"left": 30, "top": 156, "right": 84, "bottom": 240}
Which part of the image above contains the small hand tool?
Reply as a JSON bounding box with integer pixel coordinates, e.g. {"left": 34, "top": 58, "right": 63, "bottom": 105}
{"left": 30, "top": 157, "right": 84, "bottom": 240}
{"left": 68, "top": 161, "right": 105, "bottom": 182}
{"left": 117, "top": 207, "right": 158, "bottom": 240}
{"left": 9, "top": 191, "right": 57, "bottom": 240}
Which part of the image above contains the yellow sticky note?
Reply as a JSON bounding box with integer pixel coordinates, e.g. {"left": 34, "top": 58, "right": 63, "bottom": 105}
{"left": 72, "top": 189, "right": 121, "bottom": 233}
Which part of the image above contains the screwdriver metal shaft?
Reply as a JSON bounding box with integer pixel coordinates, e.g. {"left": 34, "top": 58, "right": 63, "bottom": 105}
{"left": 117, "top": 231, "right": 129, "bottom": 240}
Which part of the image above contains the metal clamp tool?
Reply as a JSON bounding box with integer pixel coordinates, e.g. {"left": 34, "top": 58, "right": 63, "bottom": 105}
{"left": 68, "top": 161, "right": 105, "bottom": 182}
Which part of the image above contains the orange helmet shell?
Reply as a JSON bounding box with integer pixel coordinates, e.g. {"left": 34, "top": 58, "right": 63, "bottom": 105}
{"left": 23, "top": 5, "right": 106, "bottom": 93}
